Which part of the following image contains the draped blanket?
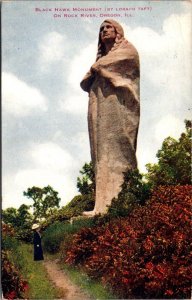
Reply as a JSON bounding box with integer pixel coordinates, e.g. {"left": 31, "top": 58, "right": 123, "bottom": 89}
{"left": 81, "top": 27, "right": 140, "bottom": 215}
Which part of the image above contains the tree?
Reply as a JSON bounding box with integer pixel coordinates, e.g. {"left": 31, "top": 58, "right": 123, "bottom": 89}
{"left": 17, "top": 204, "right": 32, "bottom": 227}
{"left": 145, "top": 120, "right": 191, "bottom": 187}
{"left": 2, "top": 207, "right": 18, "bottom": 226}
{"left": 2, "top": 205, "right": 32, "bottom": 228}
{"left": 2, "top": 204, "right": 33, "bottom": 242}
{"left": 77, "top": 162, "right": 95, "bottom": 195}
{"left": 108, "top": 169, "right": 151, "bottom": 217}
{"left": 23, "top": 185, "right": 61, "bottom": 220}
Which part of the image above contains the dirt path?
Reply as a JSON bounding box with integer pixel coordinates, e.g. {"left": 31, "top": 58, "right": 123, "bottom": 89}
{"left": 43, "top": 259, "right": 92, "bottom": 300}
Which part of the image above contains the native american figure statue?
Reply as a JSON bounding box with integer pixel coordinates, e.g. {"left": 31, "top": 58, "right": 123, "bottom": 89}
{"left": 80, "top": 19, "right": 140, "bottom": 215}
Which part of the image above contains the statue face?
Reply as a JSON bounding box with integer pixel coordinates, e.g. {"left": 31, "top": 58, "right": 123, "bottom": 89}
{"left": 100, "top": 22, "right": 116, "bottom": 43}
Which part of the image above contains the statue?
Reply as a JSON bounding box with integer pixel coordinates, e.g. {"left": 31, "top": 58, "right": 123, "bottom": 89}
{"left": 80, "top": 19, "right": 140, "bottom": 215}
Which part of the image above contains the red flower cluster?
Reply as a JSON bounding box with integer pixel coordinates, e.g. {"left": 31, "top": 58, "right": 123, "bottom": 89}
{"left": 2, "top": 223, "right": 15, "bottom": 237}
{"left": 65, "top": 185, "right": 192, "bottom": 299}
{"left": 2, "top": 250, "right": 28, "bottom": 299}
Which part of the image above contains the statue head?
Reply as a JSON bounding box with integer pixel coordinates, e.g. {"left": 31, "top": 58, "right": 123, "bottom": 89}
{"left": 100, "top": 22, "right": 116, "bottom": 44}
{"left": 96, "top": 19, "right": 125, "bottom": 60}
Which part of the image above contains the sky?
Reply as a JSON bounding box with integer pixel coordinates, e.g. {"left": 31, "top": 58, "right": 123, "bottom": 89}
{"left": 2, "top": 0, "right": 191, "bottom": 209}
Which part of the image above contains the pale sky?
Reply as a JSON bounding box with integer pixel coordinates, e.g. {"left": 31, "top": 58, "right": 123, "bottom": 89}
{"left": 2, "top": 1, "right": 191, "bottom": 209}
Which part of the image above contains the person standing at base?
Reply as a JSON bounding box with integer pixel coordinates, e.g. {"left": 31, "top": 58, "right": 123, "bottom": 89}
{"left": 32, "top": 224, "right": 44, "bottom": 261}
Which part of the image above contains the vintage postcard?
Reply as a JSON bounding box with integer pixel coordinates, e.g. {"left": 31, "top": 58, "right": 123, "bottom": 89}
{"left": 2, "top": 0, "right": 191, "bottom": 209}
{"left": 2, "top": 1, "right": 191, "bottom": 299}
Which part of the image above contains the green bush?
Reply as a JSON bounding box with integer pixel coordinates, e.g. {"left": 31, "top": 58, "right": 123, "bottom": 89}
{"left": 2, "top": 235, "right": 20, "bottom": 252}
{"left": 145, "top": 120, "right": 191, "bottom": 187}
{"left": 41, "top": 194, "right": 95, "bottom": 230}
{"left": 16, "top": 226, "right": 33, "bottom": 243}
{"left": 2, "top": 235, "right": 27, "bottom": 276}
{"left": 42, "top": 217, "right": 96, "bottom": 254}
{"left": 65, "top": 194, "right": 95, "bottom": 213}
{"left": 107, "top": 169, "right": 151, "bottom": 218}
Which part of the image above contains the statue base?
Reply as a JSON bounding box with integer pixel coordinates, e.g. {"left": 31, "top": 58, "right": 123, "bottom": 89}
{"left": 82, "top": 210, "right": 97, "bottom": 217}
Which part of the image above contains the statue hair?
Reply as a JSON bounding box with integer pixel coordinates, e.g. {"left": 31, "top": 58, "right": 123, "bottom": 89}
{"left": 96, "top": 19, "right": 125, "bottom": 61}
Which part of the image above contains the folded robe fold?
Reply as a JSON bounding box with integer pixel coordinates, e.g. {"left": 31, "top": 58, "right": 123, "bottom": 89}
{"left": 81, "top": 23, "right": 140, "bottom": 214}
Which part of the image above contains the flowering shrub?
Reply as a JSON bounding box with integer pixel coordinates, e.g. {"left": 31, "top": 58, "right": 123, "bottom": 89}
{"left": 42, "top": 217, "right": 96, "bottom": 254}
{"left": 65, "top": 185, "right": 192, "bottom": 299}
{"left": 2, "top": 223, "right": 29, "bottom": 299}
{"left": 2, "top": 223, "right": 21, "bottom": 252}
{"left": 2, "top": 250, "right": 28, "bottom": 299}
{"left": 2, "top": 223, "right": 15, "bottom": 237}
{"left": 65, "top": 226, "right": 102, "bottom": 265}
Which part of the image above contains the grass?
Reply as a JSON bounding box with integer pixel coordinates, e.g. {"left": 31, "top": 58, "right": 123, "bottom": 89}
{"left": 61, "top": 264, "right": 117, "bottom": 300}
{"left": 10, "top": 243, "right": 65, "bottom": 299}
{"left": 43, "top": 218, "right": 117, "bottom": 299}
{"left": 6, "top": 225, "right": 117, "bottom": 299}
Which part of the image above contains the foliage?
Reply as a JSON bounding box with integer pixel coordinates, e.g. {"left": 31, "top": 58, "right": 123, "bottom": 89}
{"left": 2, "top": 222, "right": 15, "bottom": 237}
{"left": 2, "top": 235, "right": 20, "bottom": 253}
{"left": 17, "top": 204, "right": 32, "bottom": 226}
{"left": 65, "top": 185, "right": 192, "bottom": 299}
{"left": 146, "top": 120, "right": 191, "bottom": 187}
{"left": 41, "top": 194, "right": 95, "bottom": 230}
{"left": 2, "top": 204, "right": 33, "bottom": 242}
{"left": 2, "top": 223, "right": 19, "bottom": 252}
{"left": 63, "top": 265, "right": 116, "bottom": 299}
{"left": 2, "top": 223, "right": 23, "bottom": 267}
{"left": 2, "top": 207, "right": 18, "bottom": 225}
{"left": 77, "top": 162, "right": 95, "bottom": 195}
{"left": 1, "top": 223, "right": 28, "bottom": 299}
{"left": 11, "top": 243, "right": 65, "bottom": 299}
{"left": 23, "top": 185, "right": 61, "bottom": 220}
{"left": 108, "top": 169, "right": 151, "bottom": 218}
{"left": 62, "top": 194, "right": 95, "bottom": 215}
{"left": 42, "top": 217, "right": 96, "bottom": 254}
{"left": 2, "top": 250, "right": 28, "bottom": 299}
{"left": 16, "top": 204, "right": 33, "bottom": 242}
{"left": 42, "top": 221, "right": 70, "bottom": 253}
{"left": 2, "top": 204, "right": 32, "bottom": 226}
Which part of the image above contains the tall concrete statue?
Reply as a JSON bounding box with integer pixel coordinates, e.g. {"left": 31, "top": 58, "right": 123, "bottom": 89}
{"left": 80, "top": 19, "right": 140, "bottom": 215}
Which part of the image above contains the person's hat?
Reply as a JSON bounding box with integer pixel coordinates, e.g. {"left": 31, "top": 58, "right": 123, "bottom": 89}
{"left": 32, "top": 224, "right": 40, "bottom": 230}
